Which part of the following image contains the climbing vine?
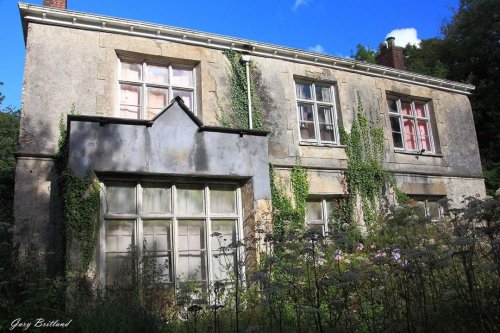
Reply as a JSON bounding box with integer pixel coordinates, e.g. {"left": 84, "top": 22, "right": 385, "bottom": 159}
{"left": 270, "top": 157, "right": 309, "bottom": 236}
{"left": 218, "top": 50, "right": 263, "bottom": 129}
{"left": 56, "top": 108, "right": 100, "bottom": 273}
{"left": 335, "top": 93, "right": 394, "bottom": 232}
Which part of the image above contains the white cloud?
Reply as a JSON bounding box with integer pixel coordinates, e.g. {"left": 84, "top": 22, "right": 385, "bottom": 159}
{"left": 292, "top": 0, "right": 311, "bottom": 11}
{"left": 385, "top": 28, "right": 421, "bottom": 47}
{"left": 308, "top": 44, "right": 325, "bottom": 54}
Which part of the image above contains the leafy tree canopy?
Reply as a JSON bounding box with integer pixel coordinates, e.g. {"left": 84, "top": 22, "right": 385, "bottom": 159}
{"left": 0, "top": 82, "right": 20, "bottom": 221}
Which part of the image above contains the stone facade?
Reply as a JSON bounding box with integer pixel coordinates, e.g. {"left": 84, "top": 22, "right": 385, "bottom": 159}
{"left": 14, "top": 3, "right": 485, "bottom": 278}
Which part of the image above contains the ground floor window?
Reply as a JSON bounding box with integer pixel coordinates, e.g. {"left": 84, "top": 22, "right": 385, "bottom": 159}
{"left": 306, "top": 198, "right": 339, "bottom": 236}
{"left": 409, "top": 195, "right": 446, "bottom": 220}
{"left": 100, "top": 182, "right": 243, "bottom": 289}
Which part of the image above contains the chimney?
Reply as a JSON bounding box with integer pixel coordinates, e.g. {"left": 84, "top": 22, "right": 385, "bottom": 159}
{"left": 43, "top": 0, "right": 67, "bottom": 9}
{"left": 376, "top": 37, "right": 405, "bottom": 70}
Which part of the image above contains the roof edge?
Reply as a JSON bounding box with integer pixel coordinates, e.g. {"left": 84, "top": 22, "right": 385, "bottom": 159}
{"left": 19, "top": 3, "right": 475, "bottom": 95}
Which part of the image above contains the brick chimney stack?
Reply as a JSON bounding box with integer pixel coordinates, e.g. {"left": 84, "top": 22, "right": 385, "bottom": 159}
{"left": 43, "top": 0, "right": 67, "bottom": 9}
{"left": 376, "top": 37, "right": 405, "bottom": 70}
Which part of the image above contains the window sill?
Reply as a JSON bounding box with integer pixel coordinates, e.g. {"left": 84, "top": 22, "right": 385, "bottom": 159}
{"left": 394, "top": 150, "right": 443, "bottom": 158}
{"left": 299, "top": 141, "right": 346, "bottom": 148}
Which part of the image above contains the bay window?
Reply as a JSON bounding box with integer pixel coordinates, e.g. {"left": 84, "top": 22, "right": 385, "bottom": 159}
{"left": 118, "top": 59, "right": 196, "bottom": 119}
{"left": 295, "top": 81, "right": 339, "bottom": 145}
{"left": 101, "top": 182, "right": 242, "bottom": 288}
{"left": 387, "top": 96, "right": 434, "bottom": 153}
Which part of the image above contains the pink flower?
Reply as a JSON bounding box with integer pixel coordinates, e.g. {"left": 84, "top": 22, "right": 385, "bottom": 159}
{"left": 356, "top": 243, "right": 364, "bottom": 251}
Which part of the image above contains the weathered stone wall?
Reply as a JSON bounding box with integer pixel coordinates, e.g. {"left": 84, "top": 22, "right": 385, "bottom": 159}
{"left": 14, "top": 21, "right": 485, "bottom": 273}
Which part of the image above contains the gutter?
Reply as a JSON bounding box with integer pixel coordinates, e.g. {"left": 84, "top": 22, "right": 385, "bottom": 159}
{"left": 18, "top": 3, "right": 475, "bottom": 95}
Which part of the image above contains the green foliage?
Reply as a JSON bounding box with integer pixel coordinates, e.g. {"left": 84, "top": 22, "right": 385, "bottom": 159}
{"left": 270, "top": 157, "right": 309, "bottom": 236}
{"left": 218, "top": 50, "right": 263, "bottom": 129}
{"left": 57, "top": 108, "right": 101, "bottom": 272}
{"left": 351, "top": 44, "right": 377, "bottom": 64}
{"left": 403, "top": 39, "right": 450, "bottom": 79}
{"left": 337, "top": 93, "right": 390, "bottom": 230}
{"left": 0, "top": 83, "right": 20, "bottom": 222}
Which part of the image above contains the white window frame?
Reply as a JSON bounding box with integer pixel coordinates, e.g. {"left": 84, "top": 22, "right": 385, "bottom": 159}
{"left": 99, "top": 181, "right": 243, "bottom": 289}
{"left": 306, "top": 198, "right": 337, "bottom": 236}
{"left": 387, "top": 96, "right": 435, "bottom": 153}
{"left": 295, "top": 81, "right": 339, "bottom": 145}
{"left": 117, "top": 58, "right": 197, "bottom": 119}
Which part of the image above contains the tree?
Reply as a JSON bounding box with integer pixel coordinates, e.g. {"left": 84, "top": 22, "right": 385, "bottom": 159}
{"left": 0, "top": 82, "right": 20, "bottom": 221}
{"left": 442, "top": 0, "right": 500, "bottom": 194}
{"left": 403, "top": 38, "right": 450, "bottom": 79}
{"left": 351, "top": 44, "right": 376, "bottom": 64}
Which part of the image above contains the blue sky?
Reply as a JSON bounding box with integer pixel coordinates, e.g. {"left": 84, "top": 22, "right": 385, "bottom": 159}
{"left": 0, "top": 0, "right": 458, "bottom": 108}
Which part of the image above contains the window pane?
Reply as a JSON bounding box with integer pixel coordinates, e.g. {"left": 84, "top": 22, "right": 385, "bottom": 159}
{"left": 106, "top": 220, "right": 134, "bottom": 252}
{"left": 171, "top": 68, "right": 194, "bottom": 87}
{"left": 106, "top": 185, "right": 136, "bottom": 214}
{"left": 211, "top": 220, "right": 237, "bottom": 281}
{"left": 296, "top": 83, "right": 312, "bottom": 100}
{"left": 415, "top": 103, "right": 426, "bottom": 117}
{"left": 121, "top": 62, "right": 142, "bottom": 81}
{"left": 298, "top": 103, "right": 314, "bottom": 121}
{"left": 210, "top": 188, "right": 236, "bottom": 214}
{"left": 178, "top": 220, "right": 205, "bottom": 251}
{"left": 401, "top": 102, "right": 412, "bottom": 115}
{"left": 319, "top": 124, "right": 335, "bottom": 142}
{"left": 143, "top": 220, "right": 171, "bottom": 252}
{"left": 177, "top": 188, "right": 204, "bottom": 215}
{"left": 178, "top": 220, "right": 206, "bottom": 281}
{"left": 300, "top": 122, "right": 316, "bottom": 140}
{"left": 418, "top": 120, "right": 431, "bottom": 151}
{"left": 173, "top": 89, "right": 193, "bottom": 109}
{"left": 147, "top": 87, "right": 167, "bottom": 119}
{"left": 306, "top": 201, "right": 322, "bottom": 221}
{"left": 211, "top": 220, "right": 236, "bottom": 249}
{"left": 120, "top": 84, "right": 141, "bottom": 119}
{"left": 307, "top": 223, "right": 325, "bottom": 235}
{"left": 315, "top": 85, "right": 332, "bottom": 103}
{"left": 318, "top": 106, "right": 333, "bottom": 124}
{"left": 146, "top": 64, "right": 168, "bottom": 85}
{"left": 392, "top": 132, "right": 404, "bottom": 148}
{"left": 143, "top": 220, "right": 171, "bottom": 283}
{"left": 403, "top": 118, "right": 417, "bottom": 150}
{"left": 390, "top": 116, "right": 403, "bottom": 148}
{"left": 142, "top": 186, "right": 171, "bottom": 214}
{"left": 427, "top": 201, "right": 440, "bottom": 218}
{"left": 387, "top": 99, "right": 398, "bottom": 113}
{"left": 106, "top": 254, "right": 133, "bottom": 286}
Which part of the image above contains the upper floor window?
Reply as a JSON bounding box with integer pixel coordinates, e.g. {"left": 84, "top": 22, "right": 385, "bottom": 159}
{"left": 295, "top": 81, "right": 339, "bottom": 145}
{"left": 387, "top": 96, "right": 434, "bottom": 153}
{"left": 119, "top": 59, "right": 196, "bottom": 119}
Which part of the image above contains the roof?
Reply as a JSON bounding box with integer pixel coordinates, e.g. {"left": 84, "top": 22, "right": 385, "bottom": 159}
{"left": 19, "top": 3, "right": 474, "bottom": 95}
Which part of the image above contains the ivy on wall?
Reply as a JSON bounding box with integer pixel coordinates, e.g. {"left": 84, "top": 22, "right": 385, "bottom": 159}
{"left": 56, "top": 109, "right": 100, "bottom": 273}
{"left": 270, "top": 157, "right": 309, "bottom": 236}
{"left": 330, "top": 93, "right": 392, "bottom": 235}
{"left": 218, "top": 50, "right": 263, "bottom": 129}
